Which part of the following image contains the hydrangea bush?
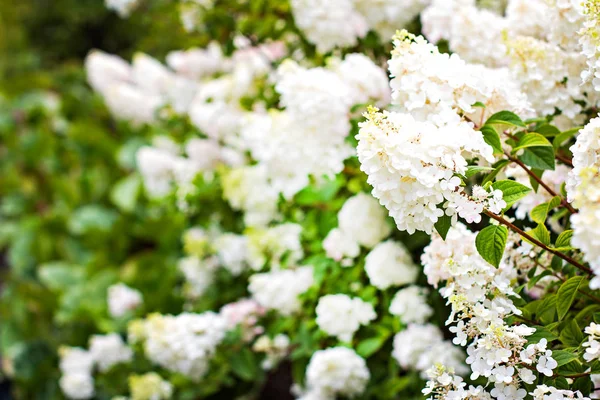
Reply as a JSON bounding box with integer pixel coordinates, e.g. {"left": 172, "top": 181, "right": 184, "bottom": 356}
{"left": 3, "top": 0, "right": 600, "bottom": 399}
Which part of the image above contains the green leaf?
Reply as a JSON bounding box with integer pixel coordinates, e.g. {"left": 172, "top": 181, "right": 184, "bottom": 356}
{"left": 472, "top": 101, "right": 486, "bottom": 108}
{"left": 465, "top": 166, "right": 494, "bottom": 178}
{"left": 434, "top": 214, "right": 452, "bottom": 240}
{"left": 560, "top": 319, "right": 585, "bottom": 347}
{"left": 482, "top": 159, "right": 510, "bottom": 185}
{"left": 556, "top": 276, "right": 584, "bottom": 320}
{"left": 553, "top": 127, "right": 581, "bottom": 149}
{"left": 512, "top": 132, "right": 553, "bottom": 152}
{"left": 530, "top": 196, "right": 561, "bottom": 224}
{"left": 552, "top": 350, "right": 580, "bottom": 367}
{"left": 229, "top": 348, "right": 259, "bottom": 381}
{"left": 526, "top": 224, "right": 550, "bottom": 246}
{"left": 110, "top": 174, "right": 141, "bottom": 213}
{"left": 38, "top": 262, "right": 86, "bottom": 292}
{"left": 492, "top": 180, "right": 532, "bottom": 210}
{"left": 535, "top": 124, "right": 560, "bottom": 137}
{"left": 481, "top": 125, "right": 503, "bottom": 155}
{"left": 485, "top": 111, "right": 526, "bottom": 128}
{"left": 554, "top": 230, "right": 574, "bottom": 251}
{"left": 537, "top": 294, "right": 557, "bottom": 325}
{"left": 357, "top": 336, "right": 387, "bottom": 358}
{"left": 475, "top": 225, "right": 508, "bottom": 268}
{"left": 519, "top": 146, "right": 556, "bottom": 170}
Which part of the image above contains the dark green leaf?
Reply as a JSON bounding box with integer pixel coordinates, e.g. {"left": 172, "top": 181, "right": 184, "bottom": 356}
{"left": 475, "top": 225, "right": 508, "bottom": 268}
{"left": 519, "top": 146, "right": 556, "bottom": 170}
{"left": 481, "top": 125, "right": 503, "bottom": 155}
{"left": 552, "top": 350, "right": 580, "bottom": 367}
{"left": 556, "top": 276, "right": 584, "bottom": 320}
{"left": 434, "top": 214, "right": 452, "bottom": 240}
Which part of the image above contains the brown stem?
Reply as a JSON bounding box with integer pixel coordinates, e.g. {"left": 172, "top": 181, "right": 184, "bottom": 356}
{"left": 555, "top": 152, "right": 574, "bottom": 167}
{"left": 483, "top": 210, "right": 591, "bottom": 274}
{"left": 505, "top": 152, "right": 577, "bottom": 214}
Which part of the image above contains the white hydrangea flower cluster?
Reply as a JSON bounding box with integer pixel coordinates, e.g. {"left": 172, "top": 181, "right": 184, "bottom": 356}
{"left": 392, "top": 324, "right": 467, "bottom": 377}
{"left": 422, "top": 224, "right": 560, "bottom": 394}
{"left": 178, "top": 255, "right": 218, "bottom": 299}
{"left": 389, "top": 286, "right": 433, "bottom": 324}
{"left": 531, "top": 385, "right": 591, "bottom": 400}
{"left": 105, "top": 0, "right": 140, "bottom": 17}
{"left": 213, "top": 233, "right": 249, "bottom": 276}
{"left": 241, "top": 55, "right": 388, "bottom": 201}
{"left": 323, "top": 193, "right": 391, "bottom": 264}
{"left": 567, "top": 118, "right": 600, "bottom": 288}
{"left": 580, "top": 1, "right": 600, "bottom": 90}
{"left": 290, "top": 0, "right": 369, "bottom": 53}
{"left": 364, "top": 240, "right": 418, "bottom": 289}
{"left": 59, "top": 347, "right": 95, "bottom": 400}
{"left": 248, "top": 266, "right": 314, "bottom": 315}
{"left": 129, "top": 372, "right": 173, "bottom": 400}
{"left": 253, "top": 334, "right": 291, "bottom": 370}
{"left": 422, "top": 364, "right": 492, "bottom": 400}
{"left": 298, "top": 347, "right": 370, "bottom": 400}
{"left": 584, "top": 322, "right": 600, "bottom": 362}
{"left": 128, "top": 311, "right": 227, "bottom": 381}
{"left": 353, "top": 0, "right": 430, "bottom": 41}
{"left": 107, "top": 283, "right": 143, "bottom": 318}
{"left": 315, "top": 294, "right": 376, "bottom": 341}
{"left": 58, "top": 334, "right": 133, "bottom": 399}
{"left": 357, "top": 108, "right": 502, "bottom": 234}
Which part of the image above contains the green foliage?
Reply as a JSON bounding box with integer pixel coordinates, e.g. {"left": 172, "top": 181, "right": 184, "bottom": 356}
{"left": 475, "top": 225, "right": 508, "bottom": 268}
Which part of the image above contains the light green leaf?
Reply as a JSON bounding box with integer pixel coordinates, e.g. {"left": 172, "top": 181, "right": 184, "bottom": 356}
{"left": 553, "top": 127, "right": 582, "bottom": 149}
{"left": 512, "top": 132, "right": 553, "bottom": 152}
{"left": 555, "top": 230, "right": 574, "bottom": 251}
{"left": 556, "top": 276, "right": 585, "bottom": 320}
{"left": 535, "top": 124, "right": 560, "bottom": 137}
{"left": 38, "top": 262, "right": 86, "bottom": 292}
{"left": 229, "top": 348, "right": 259, "bottom": 381}
{"left": 475, "top": 225, "right": 508, "bottom": 268}
{"left": 492, "top": 180, "right": 532, "bottom": 210}
{"left": 552, "top": 350, "right": 580, "bottom": 367}
{"left": 485, "top": 111, "right": 526, "bottom": 128}
{"left": 530, "top": 196, "right": 561, "bottom": 224}
{"left": 465, "top": 166, "right": 494, "bottom": 178}
{"left": 525, "top": 224, "right": 551, "bottom": 246}
{"left": 357, "top": 336, "right": 387, "bottom": 358}
{"left": 110, "top": 174, "right": 141, "bottom": 213}
{"left": 481, "top": 125, "right": 503, "bottom": 155}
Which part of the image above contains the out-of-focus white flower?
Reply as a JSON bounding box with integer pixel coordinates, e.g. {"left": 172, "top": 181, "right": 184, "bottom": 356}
{"left": 129, "top": 311, "right": 227, "bottom": 381}
{"left": 107, "top": 283, "right": 143, "bottom": 318}
{"left": 105, "top": 0, "right": 140, "bottom": 17}
{"left": 315, "top": 294, "right": 376, "bottom": 341}
{"left": 302, "top": 347, "right": 370, "bottom": 399}
{"left": 389, "top": 286, "right": 433, "bottom": 324}
{"left": 337, "top": 193, "right": 392, "bottom": 248}
{"left": 88, "top": 333, "right": 133, "bottom": 372}
{"left": 220, "top": 298, "right": 265, "bottom": 340}
{"left": 246, "top": 223, "right": 304, "bottom": 271}
{"left": 364, "top": 240, "right": 418, "bottom": 289}
{"left": 331, "top": 53, "right": 391, "bottom": 106}
{"left": 59, "top": 373, "right": 95, "bottom": 400}
{"left": 290, "top": 0, "right": 368, "bottom": 52}
{"left": 253, "top": 334, "right": 291, "bottom": 370}
{"left": 166, "top": 42, "right": 227, "bottom": 79}
{"left": 214, "top": 233, "right": 249, "bottom": 276}
{"left": 323, "top": 228, "right": 360, "bottom": 264}
{"left": 248, "top": 266, "right": 314, "bottom": 315}
{"left": 129, "top": 372, "right": 173, "bottom": 400}
{"left": 178, "top": 256, "right": 218, "bottom": 298}
{"left": 353, "top": 0, "right": 430, "bottom": 41}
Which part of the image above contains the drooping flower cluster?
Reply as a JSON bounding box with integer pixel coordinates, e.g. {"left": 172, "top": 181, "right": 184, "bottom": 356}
{"left": 297, "top": 347, "right": 370, "bottom": 400}
{"left": 567, "top": 118, "right": 600, "bottom": 288}
{"left": 128, "top": 311, "right": 227, "bottom": 381}
{"left": 422, "top": 224, "right": 561, "bottom": 395}
{"left": 315, "top": 294, "right": 376, "bottom": 341}
{"left": 364, "top": 240, "right": 418, "bottom": 289}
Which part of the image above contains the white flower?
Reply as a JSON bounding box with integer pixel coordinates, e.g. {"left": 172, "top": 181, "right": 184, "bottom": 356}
{"left": 246, "top": 223, "right": 304, "bottom": 271}
{"left": 85, "top": 50, "right": 131, "bottom": 96}
{"left": 105, "top": 0, "right": 140, "bottom": 17}
{"left": 303, "top": 347, "right": 370, "bottom": 398}
{"left": 131, "top": 311, "right": 227, "bottom": 381}
{"left": 214, "top": 233, "right": 249, "bottom": 276}
{"left": 315, "top": 294, "right": 376, "bottom": 341}
{"left": 59, "top": 347, "right": 94, "bottom": 375}
{"left": 337, "top": 193, "right": 392, "bottom": 248}
{"left": 323, "top": 228, "right": 360, "bottom": 263}
{"left": 107, "top": 283, "right": 143, "bottom": 318}
{"left": 290, "top": 0, "right": 368, "bottom": 52}
{"left": 353, "top": 0, "right": 430, "bottom": 41}
{"left": 364, "top": 240, "right": 418, "bottom": 289}
{"left": 129, "top": 372, "right": 173, "bottom": 400}
{"left": 248, "top": 266, "right": 314, "bottom": 315}
{"left": 59, "top": 373, "right": 95, "bottom": 400}
{"left": 88, "top": 333, "right": 133, "bottom": 372}
{"left": 166, "top": 42, "right": 226, "bottom": 79}
{"left": 389, "top": 286, "right": 433, "bottom": 324}
{"left": 331, "top": 53, "right": 391, "bottom": 106}
{"left": 178, "top": 256, "right": 217, "bottom": 298}
{"left": 253, "top": 334, "right": 291, "bottom": 370}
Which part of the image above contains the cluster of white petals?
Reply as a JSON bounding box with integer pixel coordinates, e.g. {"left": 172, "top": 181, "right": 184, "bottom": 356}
{"left": 583, "top": 322, "right": 600, "bottom": 362}
{"left": 315, "top": 294, "right": 376, "bottom": 341}
{"left": 253, "top": 334, "right": 291, "bottom": 370}
{"left": 353, "top": 0, "right": 430, "bottom": 41}
{"left": 245, "top": 223, "right": 304, "bottom": 270}
{"left": 105, "top": 0, "right": 140, "bottom": 17}
{"left": 323, "top": 193, "right": 391, "bottom": 263}
{"left": 128, "top": 311, "right": 227, "bottom": 381}
{"left": 129, "top": 372, "right": 174, "bottom": 400}
{"left": 567, "top": 117, "right": 600, "bottom": 288}
{"left": 298, "top": 347, "right": 370, "bottom": 400}
{"left": 107, "top": 283, "right": 143, "bottom": 318}
{"left": 389, "top": 286, "right": 432, "bottom": 324}
{"left": 88, "top": 334, "right": 133, "bottom": 372}
{"left": 364, "top": 240, "right": 418, "bottom": 289}
{"left": 220, "top": 298, "right": 266, "bottom": 341}
{"left": 59, "top": 347, "right": 95, "bottom": 399}
{"left": 248, "top": 266, "right": 314, "bottom": 315}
